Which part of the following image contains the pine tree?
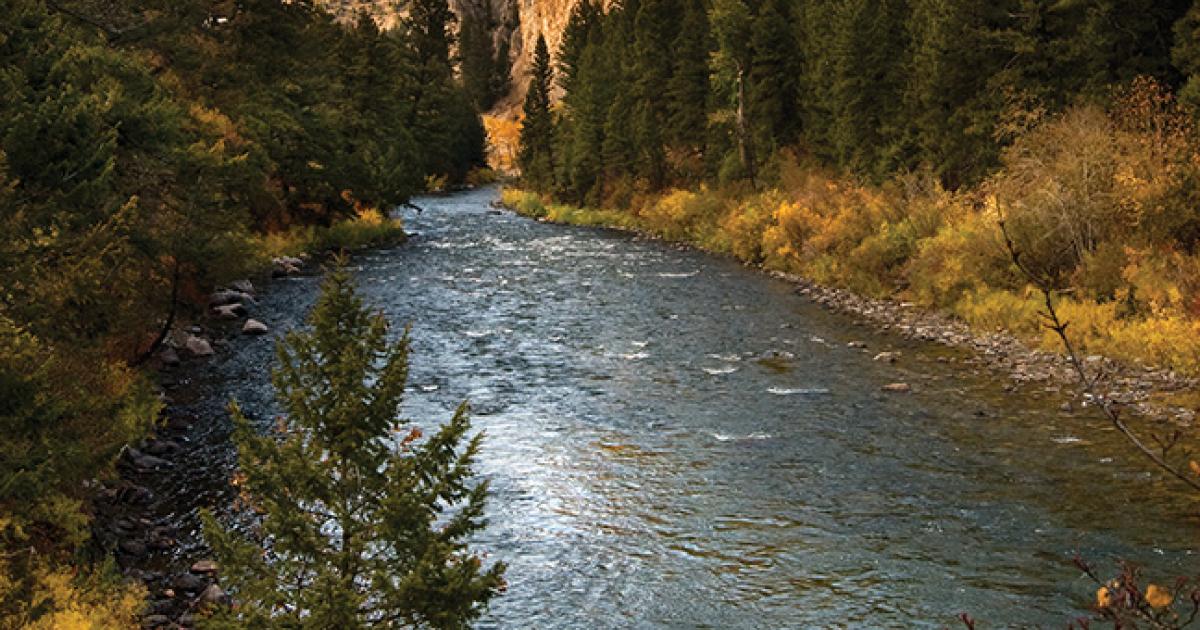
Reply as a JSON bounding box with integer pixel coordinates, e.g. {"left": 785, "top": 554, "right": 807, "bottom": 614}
{"left": 202, "top": 265, "right": 505, "bottom": 629}
{"left": 746, "top": 0, "right": 800, "bottom": 160}
{"left": 827, "top": 0, "right": 910, "bottom": 178}
{"left": 710, "top": 0, "right": 756, "bottom": 182}
{"left": 665, "top": 0, "right": 711, "bottom": 162}
{"left": 519, "top": 35, "right": 555, "bottom": 192}
{"left": 904, "top": 0, "right": 1010, "bottom": 187}
{"left": 1174, "top": 1, "right": 1200, "bottom": 110}
{"left": 628, "top": 0, "right": 678, "bottom": 188}
{"left": 460, "top": 7, "right": 496, "bottom": 110}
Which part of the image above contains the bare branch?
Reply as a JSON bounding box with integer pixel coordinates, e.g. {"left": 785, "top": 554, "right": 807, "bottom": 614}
{"left": 998, "top": 219, "right": 1200, "bottom": 494}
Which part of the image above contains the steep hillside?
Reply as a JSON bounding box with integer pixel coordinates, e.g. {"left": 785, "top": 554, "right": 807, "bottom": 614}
{"left": 319, "top": 0, "right": 577, "bottom": 112}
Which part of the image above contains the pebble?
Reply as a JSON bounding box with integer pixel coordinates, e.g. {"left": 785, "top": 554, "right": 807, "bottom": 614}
{"left": 242, "top": 319, "right": 269, "bottom": 335}
{"left": 881, "top": 382, "right": 911, "bottom": 393}
{"left": 190, "top": 559, "right": 219, "bottom": 574}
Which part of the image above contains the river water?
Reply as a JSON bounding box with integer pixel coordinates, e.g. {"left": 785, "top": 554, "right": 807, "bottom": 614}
{"left": 203, "top": 186, "right": 1195, "bottom": 628}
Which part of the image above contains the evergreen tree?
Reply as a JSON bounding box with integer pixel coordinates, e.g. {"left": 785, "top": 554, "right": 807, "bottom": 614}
{"left": 1174, "top": 1, "right": 1200, "bottom": 110}
{"left": 827, "top": 0, "right": 910, "bottom": 178}
{"left": 665, "top": 0, "right": 712, "bottom": 168}
{"left": 904, "top": 0, "right": 1011, "bottom": 187}
{"left": 630, "top": 0, "right": 679, "bottom": 188}
{"left": 747, "top": 0, "right": 800, "bottom": 160}
{"left": 519, "top": 35, "right": 556, "bottom": 192}
{"left": 202, "top": 265, "right": 506, "bottom": 628}
{"left": 460, "top": 1, "right": 510, "bottom": 111}
{"left": 710, "top": 0, "right": 756, "bottom": 182}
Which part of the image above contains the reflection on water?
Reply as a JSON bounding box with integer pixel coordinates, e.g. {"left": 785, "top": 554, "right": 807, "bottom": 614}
{"left": 239, "top": 187, "right": 1197, "bottom": 627}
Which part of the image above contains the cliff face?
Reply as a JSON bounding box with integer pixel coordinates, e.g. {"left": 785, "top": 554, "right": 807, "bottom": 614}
{"left": 318, "top": 0, "right": 577, "bottom": 113}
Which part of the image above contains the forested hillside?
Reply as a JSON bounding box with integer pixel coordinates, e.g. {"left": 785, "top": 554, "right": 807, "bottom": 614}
{"left": 516, "top": 0, "right": 1200, "bottom": 376}
{"left": 0, "top": 0, "right": 485, "bottom": 625}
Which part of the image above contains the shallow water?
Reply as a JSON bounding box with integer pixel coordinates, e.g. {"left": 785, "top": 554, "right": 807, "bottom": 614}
{"left": 205, "top": 186, "right": 1196, "bottom": 628}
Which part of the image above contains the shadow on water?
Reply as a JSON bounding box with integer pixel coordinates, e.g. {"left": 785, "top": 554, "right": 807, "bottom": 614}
{"left": 150, "top": 186, "right": 1197, "bottom": 628}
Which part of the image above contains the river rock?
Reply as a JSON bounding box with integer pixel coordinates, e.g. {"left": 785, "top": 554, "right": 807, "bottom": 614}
{"left": 211, "top": 303, "right": 246, "bottom": 320}
{"left": 199, "top": 583, "right": 226, "bottom": 606}
{"left": 873, "top": 351, "right": 901, "bottom": 363}
{"left": 159, "top": 347, "right": 181, "bottom": 368}
{"left": 125, "top": 447, "right": 172, "bottom": 471}
{"left": 208, "top": 290, "right": 255, "bottom": 308}
{"left": 184, "top": 336, "right": 214, "bottom": 357}
{"left": 881, "top": 382, "right": 911, "bottom": 393}
{"left": 120, "top": 540, "right": 148, "bottom": 556}
{"left": 190, "top": 559, "right": 219, "bottom": 574}
{"left": 173, "top": 573, "right": 207, "bottom": 592}
{"left": 142, "top": 614, "right": 171, "bottom": 629}
{"left": 272, "top": 256, "right": 303, "bottom": 277}
{"left": 144, "top": 439, "right": 180, "bottom": 456}
{"left": 242, "top": 319, "right": 269, "bottom": 335}
{"left": 229, "top": 279, "right": 255, "bottom": 295}
{"left": 847, "top": 341, "right": 867, "bottom": 349}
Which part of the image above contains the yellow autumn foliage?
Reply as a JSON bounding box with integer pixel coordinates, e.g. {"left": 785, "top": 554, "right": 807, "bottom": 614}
{"left": 501, "top": 92, "right": 1200, "bottom": 376}
{"left": 1145, "top": 583, "right": 1173, "bottom": 609}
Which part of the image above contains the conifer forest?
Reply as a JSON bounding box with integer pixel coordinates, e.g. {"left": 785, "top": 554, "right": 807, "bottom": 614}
{"left": 6, "top": 0, "right": 1200, "bottom": 627}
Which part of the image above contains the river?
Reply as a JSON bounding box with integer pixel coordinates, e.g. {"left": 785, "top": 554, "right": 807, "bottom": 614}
{"left": 187, "top": 186, "right": 1195, "bottom": 628}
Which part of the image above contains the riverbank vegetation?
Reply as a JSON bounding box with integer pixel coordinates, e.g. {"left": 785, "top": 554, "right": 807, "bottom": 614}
{"left": 515, "top": 0, "right": 1200, "bottom": 379}
{"left": 0, "top": 0, "right": 486, "bottom": 625}
{"left": 201, "top": 265, "right": 504, "bottom": 628}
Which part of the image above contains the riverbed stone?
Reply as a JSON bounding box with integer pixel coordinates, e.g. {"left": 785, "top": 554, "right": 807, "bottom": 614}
{"left": 199, "top": 583, "right": 225, "bottom": 605}
{"left": 120, "top": 540, "right": 147, "bottom": 556}
{"left": 159, "top": 347, "right": 180, "bottom": 367}
{"left": 229, "top": 279, "right": 255, "bottom": 295}
{"left": 190, "top": 559, "right": 218, "bottom": 574}
{"left": 125, "top": 447, "right": 172, "bottom": 470}
{"left": 211, "top": 303, "right": 246, "bottom": 320}
{"left": 208, "top": 289, "right": 255, "bottom": 308}
{"left": 173, "top": 573, "right": 207, "bottom": 592}
{"left": 242, "top": 319, "right": 269, "bottom": 335}
{"left": 184, "top": 336, "right": 214, "bottom": 357}
{"left": 873, "top": 351, "right": 900, "bottom": 363}
{"left": 881, "top": 382, "right": 911, "bottom": 393}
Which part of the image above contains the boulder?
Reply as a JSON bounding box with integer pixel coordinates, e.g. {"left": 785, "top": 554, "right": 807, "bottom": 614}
{"left": 211, "top": 303, "right": 246, "bottom": 320}
{"left": 184, "top": 336, "right": 213, "bottom": 357}
{"left": 242, "top": 319, "right": 269, "bottom": 335}
{"left": 847, "top": 341, "right": 867, "bottom": 349}
{"left": 873, "top": 351, "right": 900, "bottom": 363}
{"left": 881, "top": 382, "right": 911, "bottom": 393}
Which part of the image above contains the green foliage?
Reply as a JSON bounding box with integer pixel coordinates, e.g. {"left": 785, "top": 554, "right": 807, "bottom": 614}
{"left": 519, "top": 35, "right": 555, "bottom": 192}
{"left": 1, "top": 0, "right": 488, "bottom": 624}
{"left": 202, "top": 266, "right": 505, "bottom": 629}
{"left": 460, "top": 1, "right": 511, "bottom": 111}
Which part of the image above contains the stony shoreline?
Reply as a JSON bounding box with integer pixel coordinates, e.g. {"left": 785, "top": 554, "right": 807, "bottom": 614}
{"left": 770, "top": 269, "right": 1198, "bottom": 427}
{"left": 510, "top": 199, "right": 1198, "bottom": 428}
{"left": 91, "top": 256, "right": 310, "bottom": 630}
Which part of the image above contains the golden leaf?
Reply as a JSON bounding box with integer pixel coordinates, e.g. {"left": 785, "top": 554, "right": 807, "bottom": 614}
{"left": 1096, "top": 581, "right": 1117, "bottom": 608}
{"left": 1146, "top": 584, "right": 1173, "bottom": 609}
{"left": 1189, "top": 460, "right": 1200, "bottom": 477}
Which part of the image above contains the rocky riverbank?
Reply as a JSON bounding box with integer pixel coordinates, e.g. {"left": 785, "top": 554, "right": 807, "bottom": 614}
{"left": 771, "top": 270, "right": 1199, "bottom": 427}
{"left": 90, "top": 256, "right": 310, "bottom": 629}
{"left": 502, "top": 195, "right": 1198, "bottom": 429}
